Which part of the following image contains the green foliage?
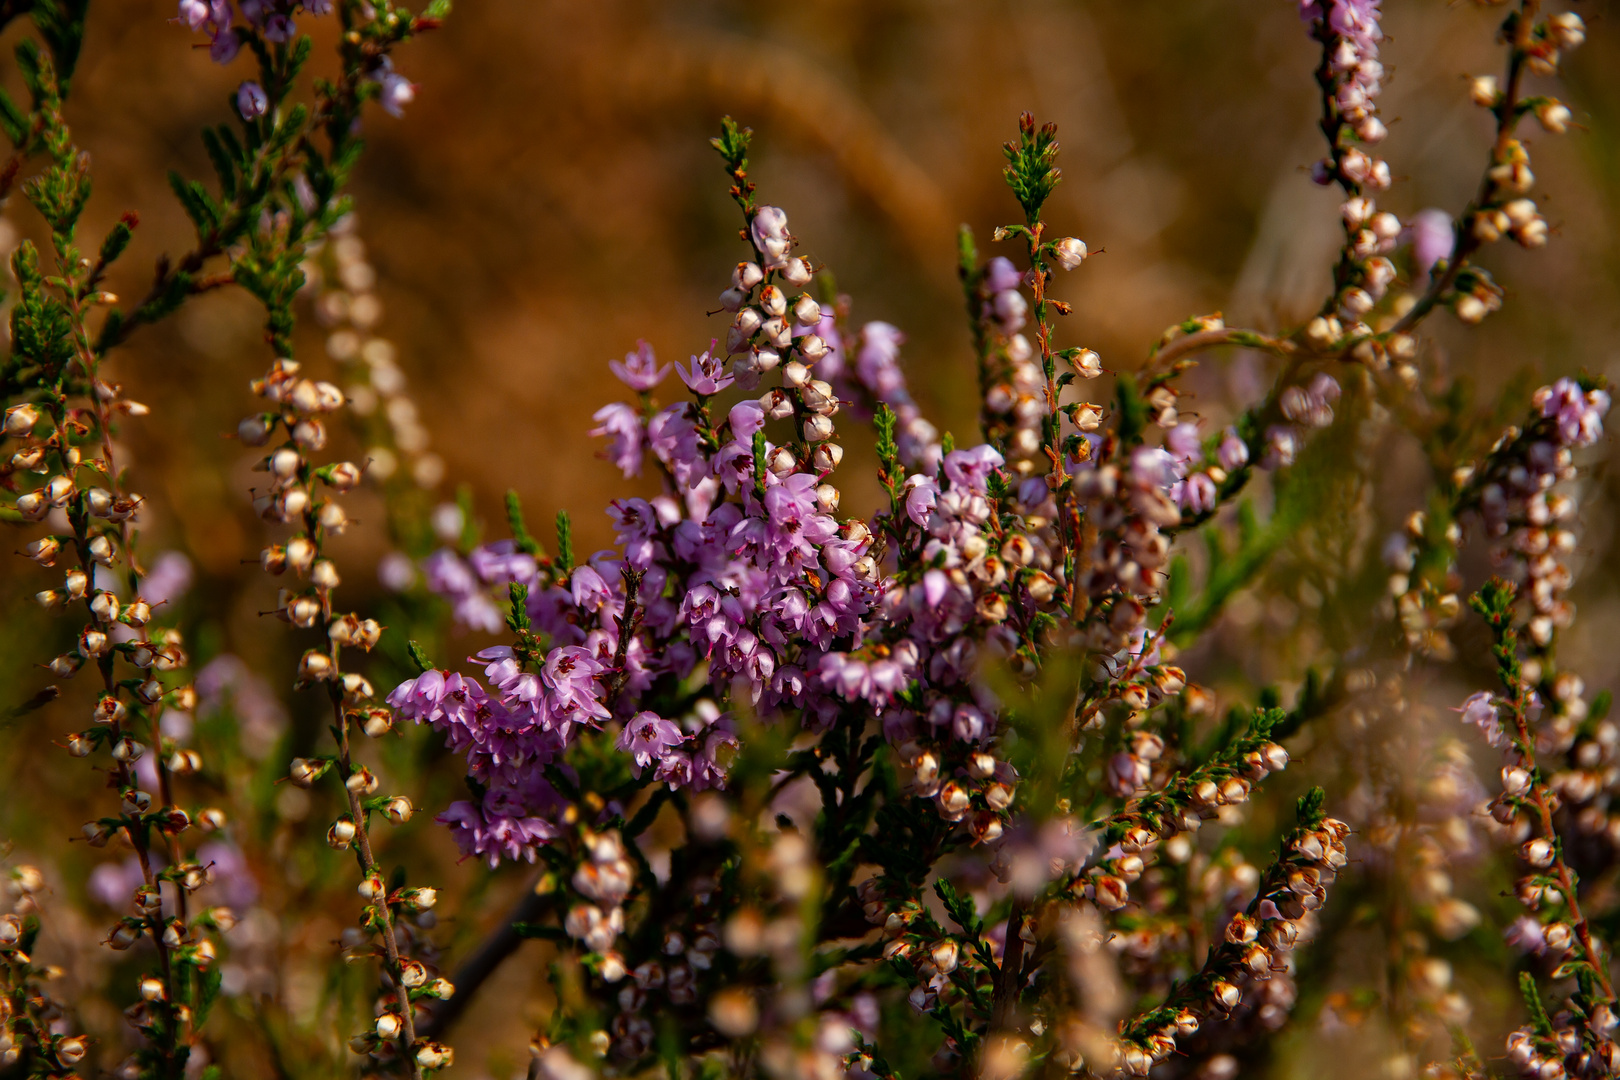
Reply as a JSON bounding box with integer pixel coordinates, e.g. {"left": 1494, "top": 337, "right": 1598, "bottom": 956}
{"left": 505, "top": 489, "right": 544, "bottom": 556}
{"left": 555, "top": 509, "right": 575, "bottom": 572}
{"left": 407, "top": 639, "right": 435, "bottom": 674}
{"left": 1002, "top": 112, "right": 1061, "bottom": 225}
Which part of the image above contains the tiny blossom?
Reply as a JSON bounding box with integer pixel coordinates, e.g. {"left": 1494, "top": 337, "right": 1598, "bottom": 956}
{"left": 236, "top": 80, "right": 267, "bottom": 119}
{"left": 610, "top": 339, "right": 670, "bottom": 390}
{"left": 676, "top": 346, "right": 734, "bottom": 396}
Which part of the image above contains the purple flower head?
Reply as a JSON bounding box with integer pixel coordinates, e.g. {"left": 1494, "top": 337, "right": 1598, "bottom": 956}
{"left": 1165, "top": 422, "right": 1202, "bottom": 463}
{"left": 177, "top": 0, "right": 211, "bottom": 30}
{"left": 379, "top": 71, "right": 416, "bottom": 118}
{"left": 1129, "top": 446, "right": 1177, "bottom": 492}
{"left": 984, "top": 257, "right": 1022, "bottom": 294}
{"left": 750, "top": 205, "right": 791, "bottom": 264}
{"left": 942, "top": 445, "right": 1004, "bottom": 493}
{"left": 1405, "top": 208, "right": 1453, "bottom": 281}
{"left": 144, "top": 551, "right": 194, "bottom": 608}
{"left": 676, "top": 345, "right": 734, "bottom": 396}
{"left": 1455, "top": 690, "right": 1506, "bottom": 749}
{"left": 306, "top": 0, "right": 333, "bottom": 13}
{"left": 610, "top": 340, "right": 670, "bottom": 391}
{"left": 1538, "top": 377, "right": 1610, "bottom": 448}
{"left": 236, "top": 80, "right": 268, "bottom": 120}
{"left": 1217, "top": 427, "right": 1249, "bottom": 472}
{"left": 590, "top": 402, "right": 645, "bottom": 478}
{"left": 262, "top": 11, "right": 293, "bottom": 40}
{"left": 617, "top": 711, "right": 684, "bottom": 769}
{"left": 468, "top": 541, "right": 539, "bottom": 587}
{"left": 1263, "top": 426, "right": 1298, "bottom": 469}
{"left": 388, "top": 668, "right": 448, "bottom": 722}
{"left": 238, "top": 0, "right": 264, "bottom": 23}
{"left": 209, "top": 25, "right": 240, "bottom": 63}
{"left": 1177, "top": 472, "right": 1218, "bottom": 514}
{"left": 728, "top": 399, "right": 766, "bottom": 441}
{"left": 542, "top": 646, "right": 608, "bottom": 725}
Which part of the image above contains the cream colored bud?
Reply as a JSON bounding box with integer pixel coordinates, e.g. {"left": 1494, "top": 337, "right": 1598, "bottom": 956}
{"left": 269, "top": 447, "right": 302, "bottom": 479}
{"left": 310, "top": 559, "right": 341, "bottom": 590}
{"left": 3, "top": 403, "right": 39, "bottom": 437}
{"left": 803, "top": 415, "right": 834, "bottom": 442}
{"left": 1051, "top": 236, "right": 1088, "bottom": 270}
{"left": 286, "top": 536, "right": 316, "bottom": 574}
{"left": 298, "top": 649, "right": 335, "bottom": 681}
{"left": 382, "top": 796, "right": 415, "bottom": 824}
{"left": 792, "top": 294, "right": 821, "bottom": 326}
{"left": 345, "top": 767, "right": 379, "bottom": 795}
{"left": 238, "top": 415, "right": 273, "bottom": 446}
{"left": 318, "top": 500, "right": 349, "bottom": 533}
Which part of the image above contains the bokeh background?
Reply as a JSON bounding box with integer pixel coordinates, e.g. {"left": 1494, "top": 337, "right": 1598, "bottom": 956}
{"left": 2, "top": 1, "right": 1620, "bottom": 1076}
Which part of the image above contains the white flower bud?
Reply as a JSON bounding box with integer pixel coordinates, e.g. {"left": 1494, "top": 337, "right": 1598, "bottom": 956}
{"left": 732, "top": 262, "right": 764, "bottom": 291}
{"left": 292, "top": 417, "right": 326, "bottom": 450}
{"left": 792, "top": 294, "right": 821, "bottom": 326}
{"left": 718, "top": 287, "right": 747, "bottom": 313}
{"left": 797, "top": 334, "right": 829, "bottom": 362}
{"left": 1536, "top": 100, "right": 1572, "bottom": 135}
{"left": 90, "top": 591, "right": 120, "bottom": 623}
{"left": 802, "top": 415, "right": 834, "bottom": 442}
{"left": 318, "top": 499, "right": 349, "bottom": 534}
{"left": 1072, "top": 348, "right": 1102, "bottom": 379}
{"left": 345, "top": 767, "right": 379, "bottom": 795}
{"left": 311, "top": 559, "right": 341, "bottom": 590}
{"left": 15, "top": 490, "right": 47, "bottom": 520}
{"left": 328, "top": 817, "right": 357, "bottom": 848}
{"left": 1469, "top": 75, "right": 1499, "bottom": 108}
{"left": 382, "top": 796, "right": 414, "bottom": 824}
{"left": 85, "top": 487, "right": 114, "bottom": 517}
{"left": 1051, "top": 236, "right": 1088, "bottom": 270}
{"left": 778, "top": 256, "right": 813, "bottom": 287}
{"left": 3, "top": 403, "right": 39, "bottom": 437}
{"left": 811, "top": 442, "right": 843, "bottom": 471}
{"left": 759, "top": 285, "right": 787, "bottom": 318}
{"left": 46, "top": 474, "right": 75, "bottom": 506}
{"left": 238, "top": 415, "right": 273, "bottom": 445}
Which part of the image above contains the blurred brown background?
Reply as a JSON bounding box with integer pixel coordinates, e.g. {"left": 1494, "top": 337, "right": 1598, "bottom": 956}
{"left": 3, "top": 1, "right": 1620, "bottom": 1076}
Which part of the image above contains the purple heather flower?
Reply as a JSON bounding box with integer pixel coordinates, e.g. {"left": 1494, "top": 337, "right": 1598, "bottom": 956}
{"left": 983, "top": 257, "right": 1022, "bottom": 294}
{"left": 1455, "top": 691, "right": 1506, "bottom": 749}
{"left": 591, "top": 402, "right": 645, "bottom": 478}
{"left": 1405, "top": 208, "right": 1453, "bottom": 281}
{"left": 610, "top": 340, "right": 670, "bottom": 391}
{"left": 1177, "top": 472, "right": 1218, "bottom": 514}
{"left": 1217, "top": 427, "right": 1249, "bottom": 472}
{"left": 379, "top": 72, "right": 416, "bottom": 118}
{"left": 178, "top": 0, "right": 211, "bottom": 30}
{"left": 143, "top": 551, "right": 194, "bottom": 608}
{"left": 236, "top": 80, "right": 268, "bottom": 119}
{"left": 262, "top": 11, "right": 293, "bottom": 40}
{"left": 541, "top": 646, "right": 609, "bottom": 726}
{"left": 1539, "top": 377, "right": 1610, "bottom": 448}
{"left": 942, "top": 445, "right": 1004, "bottom": 492}
{"left": 209, "top": 26, "right": 240, "bottom": 63}
{"left": 1165, "top": 422, "right": 1202, "bottom": 464}
{"left": 306, "top": 0, "right": 333, "bottom": 13}
{"left": 1263, "top": 426, "right": 1298, "bottom": 469}
{"left": 676, "top": 346, "right": 734, "bottom": 397}
{"left": 750, "top": 205, "right": 791, "bottom": 265}
{"left": 617, "top": 711, "right": 684, "bottom": 769}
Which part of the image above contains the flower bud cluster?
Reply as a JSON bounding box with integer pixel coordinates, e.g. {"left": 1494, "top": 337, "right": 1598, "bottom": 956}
{"left": 245, "top": 352, "right": 447, "bottom": 1074}
{"left": 1114, "top": 808, "right": 1348, "bottom": 1075}
{"left": 310, "top": 215, "right": 445, "bottom": 488}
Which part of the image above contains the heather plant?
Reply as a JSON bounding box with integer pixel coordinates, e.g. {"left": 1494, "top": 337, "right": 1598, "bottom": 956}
{"left": 0, "top": 1, "right": 1616, "bottom": 1079}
